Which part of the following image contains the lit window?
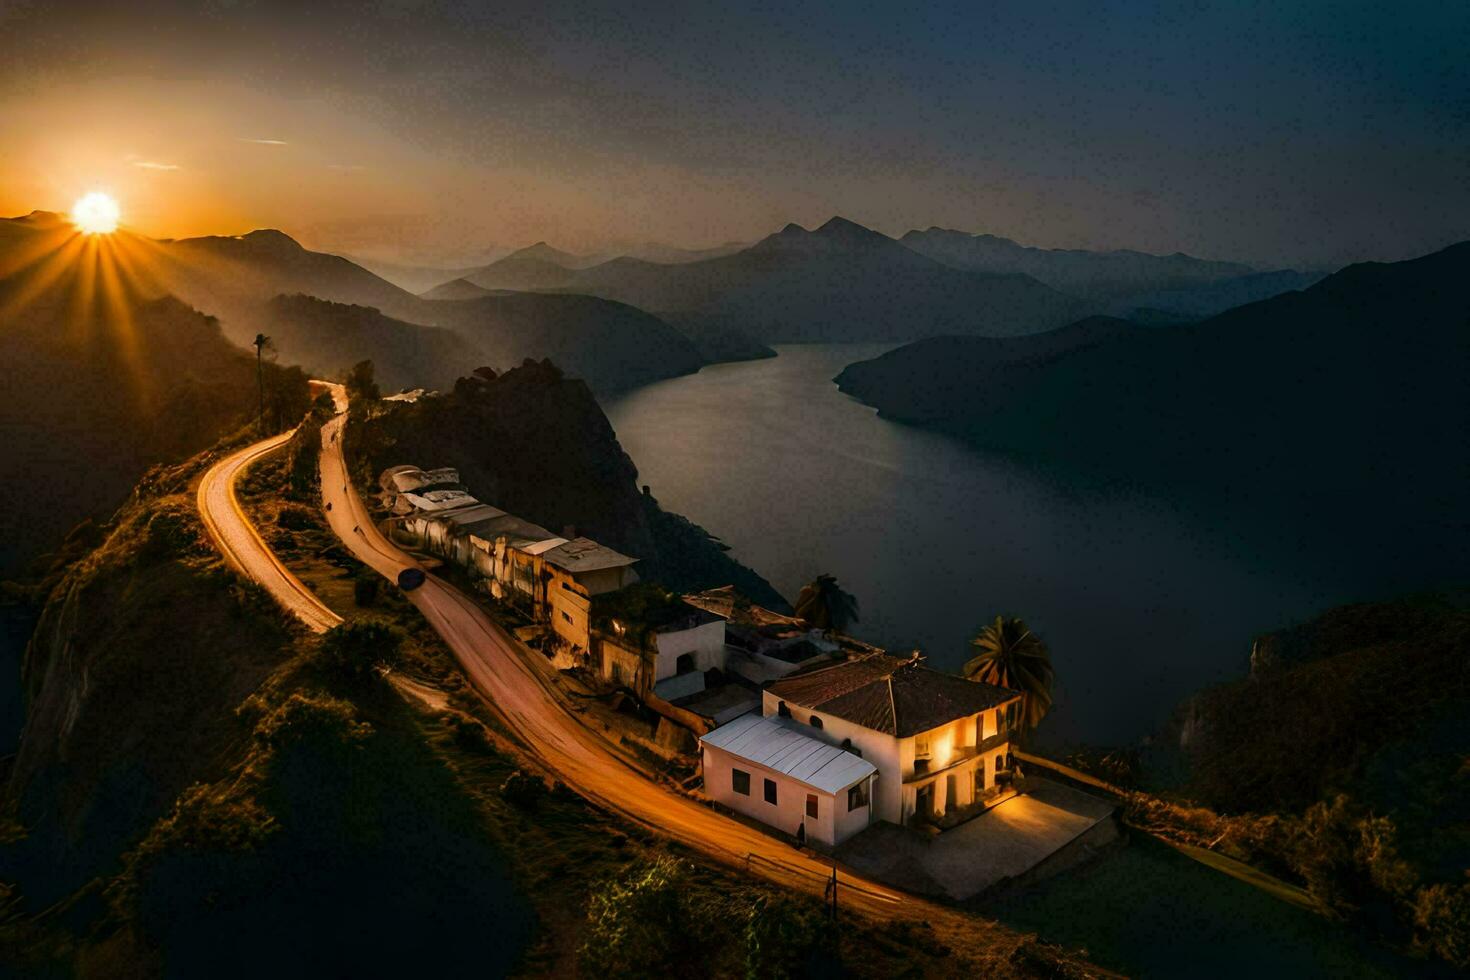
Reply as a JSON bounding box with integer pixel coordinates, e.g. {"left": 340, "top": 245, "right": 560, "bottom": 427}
{"left": 915, "top": 733, "right": 931, "bottom": 759}
{"left": 764, "top": 778, "right": 778, "bottom": 805}
{"left": 732, "top": 769, "right": 750, "bottom": 795}
{"left": 847, "top": 781, "right": 869, "bottom": 811}
{"left": 806, "top": 794, "right": 818, "bottom": 818}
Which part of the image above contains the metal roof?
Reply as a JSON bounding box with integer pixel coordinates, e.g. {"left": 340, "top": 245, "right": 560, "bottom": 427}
{"left": 542, "top": 536, "right": 638, "bottom": 573}
{"left": 700, "top": 712, "right": 876, "bottom": 795}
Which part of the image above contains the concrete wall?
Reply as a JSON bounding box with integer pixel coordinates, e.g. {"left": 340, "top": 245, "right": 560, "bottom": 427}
{"left": 701, "top": 744, "right": 845, "bottom": 847}
{"left": 761, "top": 690, "right": 903, "bottom": 824}
{"left": 574, "top": 565, "right": 637, "bottom": 596}
{"left": 654, "top": 619, "right": 727, "bottom": 682}
{"left": 834, "top": 774, "right": 876, "bottom": 841}
{"left": 598, "top": 634, "right": 652, "bottom": 694}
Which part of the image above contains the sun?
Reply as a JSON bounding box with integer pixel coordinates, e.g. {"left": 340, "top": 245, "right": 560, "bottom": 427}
{"left": 72, "top": 192, "right": 120, "bottom": 234}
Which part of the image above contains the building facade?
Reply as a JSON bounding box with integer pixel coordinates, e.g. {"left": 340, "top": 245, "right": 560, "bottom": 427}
{"left": 699, "top": 713, "right": 877, "bottom": 847}
{"left": 761, "top": 653, "right": 1020, "bottom": 827}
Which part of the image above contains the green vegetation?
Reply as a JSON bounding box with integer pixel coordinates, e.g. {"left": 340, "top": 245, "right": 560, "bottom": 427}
{"left": 319, "top": 619, "right": 404, "bottom": 679}
{"left": 1125, "top": 591, "right": 1470, "bottom": 970}
{"left": 963, "top": 616, "right": 1054, "bottom": 732}
{"left": 344, "top": 358, "right": 381, "bottom": 402}
{"left": 794, "top": 573, "right": 859, "bottom": 632}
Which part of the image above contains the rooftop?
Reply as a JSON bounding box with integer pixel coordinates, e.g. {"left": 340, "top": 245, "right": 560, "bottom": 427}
{"left": 700, "top": 712, "right": 876, "bottom": 795}
{"left": 766, "top": 653, "right": 1020, "bottom": 738}
{"left": 685, "top": 585, "right": 805, "bottom": 629}
{"left": 543, "top": 536, "right": 638, "bottom": 574}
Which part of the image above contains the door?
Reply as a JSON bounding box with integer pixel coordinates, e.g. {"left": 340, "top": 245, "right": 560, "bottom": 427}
{"left": 945, "top": 773, "right": 957, "bottom": 814}
{"left": 916, "top": 784, "right": 934, "bottom": 820}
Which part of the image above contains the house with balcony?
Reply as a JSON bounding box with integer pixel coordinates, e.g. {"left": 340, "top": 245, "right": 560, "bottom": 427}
{"left": 761, "top": 652, "right": 1020, "bottom": 827}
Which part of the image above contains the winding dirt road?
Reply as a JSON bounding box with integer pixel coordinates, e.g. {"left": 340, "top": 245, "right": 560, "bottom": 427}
{"left": 196, "top": 427, "right": 342, "bottom": 634}
{"left": 201, "top": 382, "right": 1097, "bottom": 970}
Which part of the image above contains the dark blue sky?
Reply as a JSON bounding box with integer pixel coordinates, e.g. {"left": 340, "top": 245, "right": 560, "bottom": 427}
{"left": 2, "top": 0, "right": 1464, "bottom": 265}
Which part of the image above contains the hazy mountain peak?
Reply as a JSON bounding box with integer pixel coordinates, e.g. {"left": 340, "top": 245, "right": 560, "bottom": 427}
{"left": 238, "top": 228, "right": 305, "bottom": 252}
{"left": 508, "top": 241, "right": 581, "bottom": 265}
{"left": 815, "top": 215, "right": 887, "bottom": 240}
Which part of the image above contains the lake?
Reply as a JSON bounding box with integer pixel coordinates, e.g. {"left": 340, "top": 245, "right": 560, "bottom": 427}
{"left": 604, "top": 344, "right": 1410, "bottom": 749}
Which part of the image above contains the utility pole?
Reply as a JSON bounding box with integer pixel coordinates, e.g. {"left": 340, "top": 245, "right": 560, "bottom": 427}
{"left": 252, "top": 333, "right": 270, "bottom": 433}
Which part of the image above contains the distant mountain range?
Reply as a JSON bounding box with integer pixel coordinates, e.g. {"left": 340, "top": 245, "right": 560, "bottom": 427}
{"left": 835, "top": 240, "right": 1469, "bottom": 578}
{"left": 449, "top": 217, "right": 1092, "bottom": 342}
{"left": 143, "top": 225, "right": 728, "bottom": 393}
{"left": 898, "top": 226, "right": 1328, "bottom": 318}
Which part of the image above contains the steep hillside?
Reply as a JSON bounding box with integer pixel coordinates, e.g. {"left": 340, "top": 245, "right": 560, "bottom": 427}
{"left": 419, "top": 292, "right": 706, "bottom": 393}
{"left": 834, "top": 241, "right": 1469, "bottom": 581}
{"left": 258, "top": 294, "right": 482, "bottom": 391}
{"left": 834, "top": 316, "right": 1138, "bottom": 425}
{"left": 1130, "top": 591, "right": 1470, "bottom": 969}
{"left": 343, "top": 361, "right": 788, "bottom": 609}
{"left": 515, "top": 217, "right": 1092, "bottom": 342}
{"left": 149, "top": 225, "right": 717, "bottom": 393}
{"left": 0, "top": 213, "right": 311, "bottom": 572}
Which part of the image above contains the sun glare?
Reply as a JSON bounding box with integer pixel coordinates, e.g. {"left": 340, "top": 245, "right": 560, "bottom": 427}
{"left": 72, "top": 192, "right": 120, "bottom": 234}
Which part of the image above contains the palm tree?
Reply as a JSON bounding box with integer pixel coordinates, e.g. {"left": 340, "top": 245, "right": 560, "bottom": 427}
{"left": 963, "top": 616, "right": 1054, "bottom": 733}
{"left": 252, "top": 333, "right": 272, "bottom": 432}
{"left": 794, "top": 574, "right": 859, "bottom": 633}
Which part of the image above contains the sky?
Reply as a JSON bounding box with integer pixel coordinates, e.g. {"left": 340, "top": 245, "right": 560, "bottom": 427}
{"left": 0, "top": 0, "right": 1464, "bottom": 268}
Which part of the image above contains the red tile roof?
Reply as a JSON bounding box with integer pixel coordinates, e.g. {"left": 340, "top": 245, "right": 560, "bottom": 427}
{"left": 767, "top": 653, "right": 1020, "bottom": 737}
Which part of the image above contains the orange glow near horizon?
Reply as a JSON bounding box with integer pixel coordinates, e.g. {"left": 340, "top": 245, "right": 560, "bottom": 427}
{"left": 71, "top": 192, "right": 121, "bottom": 234}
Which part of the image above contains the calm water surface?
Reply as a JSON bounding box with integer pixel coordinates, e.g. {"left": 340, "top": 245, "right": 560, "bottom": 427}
{"left": 605, "top": 344, "right": 1394, "bottom": 748}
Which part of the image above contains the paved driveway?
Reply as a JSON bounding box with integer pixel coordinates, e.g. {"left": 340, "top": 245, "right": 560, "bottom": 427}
{"left": 836, "top": 777, "right": 1116, "bottom": 900}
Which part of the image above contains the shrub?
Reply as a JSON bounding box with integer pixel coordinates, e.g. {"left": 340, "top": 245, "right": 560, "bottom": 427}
{"left": 499, "top": 769, "right": 547, "bottom": 811}
{"left": 1412, "top": 882, "right": 1470, "bottom": 969}
{"left": 253, "top": 692, "right": 372, "bottom": 751}
{"left": 744, "top": 894, "right": 837, "bottom": 979}
{"left": 352, "top": 570, "right": 381, "bottom": 607}
{"left": 579, "top": 856, "right": 690, "bottom": 977}
{"left": 319, "top": 619, "right": 403, "bottom": 679}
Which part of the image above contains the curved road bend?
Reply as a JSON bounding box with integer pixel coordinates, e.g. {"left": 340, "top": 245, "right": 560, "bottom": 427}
{"left": 197, "top": 427, "right": 343, "bottom": 635}
{"left": 310, "top": 385, "right": 953, "bottom": 922}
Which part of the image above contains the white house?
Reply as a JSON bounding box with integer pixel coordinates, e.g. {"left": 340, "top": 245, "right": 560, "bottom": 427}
{"left": 700, "top": 713, "right": 877, "bottom": 847}
{"left": 762, "top": 653, "right": 1020, "bottom": 827}
{"left": 648, "top": 606, "right": 727, "bottom": 700}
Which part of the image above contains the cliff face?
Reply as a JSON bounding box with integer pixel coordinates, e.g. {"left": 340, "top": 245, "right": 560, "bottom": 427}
{"left": 346, "top": 361, "right": 788, "bottom": 609}
{"left": 2, "top": 462, "right": 300, "bottom": 904}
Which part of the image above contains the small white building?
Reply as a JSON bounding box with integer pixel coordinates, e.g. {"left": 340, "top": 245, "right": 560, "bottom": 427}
{"left": 700, "top": 712, "right": 877, "bottom": 847}
{"left": 649, "top": 606, "right": 727, "bottom": 700}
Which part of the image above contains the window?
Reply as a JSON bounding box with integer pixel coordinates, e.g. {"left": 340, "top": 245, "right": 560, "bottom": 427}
{"left": 561, "top": 611, "right": 573, "bottom": 624}
{"left": 777, "top": 701, "right": 791, "bottom": 718}
{"left": 676, "top": 652, "right": 695, "bottom": 674}
{"left": 847, "top": 781, "right": 869, "bottom": 811}
{"left": 763, "top": 778, "right": 778, "bottom": 805}
{"left": 732, "top": 769, "right": 750, "bottom": 795}
{"left": 915, "top": 733, "right": 931, "bottom": 759}
{"left": 809, "top": 714, "right": 823, "bottom": 730}
{"left": 806, "top": 794, "right": 818, "bottom": 818}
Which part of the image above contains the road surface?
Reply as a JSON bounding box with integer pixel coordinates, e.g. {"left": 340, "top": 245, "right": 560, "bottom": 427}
{"left": 197, "top": 427, "right": 343, "bottom": 634}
